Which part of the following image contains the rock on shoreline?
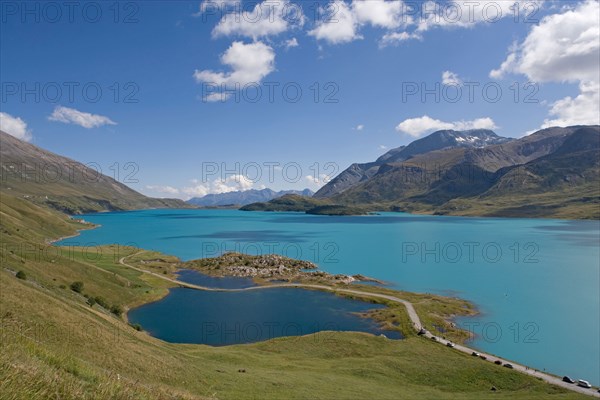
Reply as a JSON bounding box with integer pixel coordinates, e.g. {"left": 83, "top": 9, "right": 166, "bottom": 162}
{"left": 183, "top": 252, "right": 380, "bottom": 285}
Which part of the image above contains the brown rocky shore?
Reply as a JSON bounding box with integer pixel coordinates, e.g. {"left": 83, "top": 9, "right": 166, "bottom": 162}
{"left": 183, "top": 252, "right": 385, "bottom": 286}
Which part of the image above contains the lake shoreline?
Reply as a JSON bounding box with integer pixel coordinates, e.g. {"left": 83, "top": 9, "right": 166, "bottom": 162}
{"left": 52, "top": 208, "right": 600, "bottom": 388}
{"left": 119, "top": 251, "right": 479, "bottom": 346}
{"left": 118, "top": 257, "right": 599, "bottom": 397}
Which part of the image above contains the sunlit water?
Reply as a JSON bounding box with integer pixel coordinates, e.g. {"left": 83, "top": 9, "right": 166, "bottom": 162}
{"left": 59, "top": 209, "right": 600, "bottom": 384}
{"left": 128, "top": 285, "right": 402, "bottom": 345}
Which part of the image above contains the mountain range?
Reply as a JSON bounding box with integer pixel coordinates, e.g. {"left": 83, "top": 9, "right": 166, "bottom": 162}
{"left": 2, "top": 125, "right": 598, "bottom": 219}
{"left": 187, "top": 188, "right": 314, "bottom": 207}
{"left": 0, "top": 131, "right": 189, "bottom": 214}
{"left": 247, "top": 126, "right": 600, "bottom": 219}
{"left": 314, "top": 129, "right": 513, "bottom": 198}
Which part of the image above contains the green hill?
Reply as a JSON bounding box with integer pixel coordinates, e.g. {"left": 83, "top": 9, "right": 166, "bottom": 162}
{"left": 0, "top": 131, "right": 190, "bottom": 214}
{"left": 240, "top": 195, "right": 372, "bottom": 215}
{"left": 311, "top": 126, "right": 600, "bottom": 219}
{"left": 240, "top": 194, "right": 327, "bottom": 211}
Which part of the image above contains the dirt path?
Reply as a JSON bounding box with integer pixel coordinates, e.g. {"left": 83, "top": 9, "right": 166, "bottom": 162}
{"left": 119, "top": 253, "right": 599, "bottom": 398}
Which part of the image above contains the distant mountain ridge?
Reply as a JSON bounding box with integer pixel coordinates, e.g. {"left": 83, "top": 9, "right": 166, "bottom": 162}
{"left": 314, "top": 129, "right": 512, "bottom": 198}
{"left": 0, "top": 131, "right": 190, "bottom": 214}
{"left": 188, "top": 188, "right": 313, "bottom": 206}
{"left": 249, "top": 126, "right": 600, "bottom": 219}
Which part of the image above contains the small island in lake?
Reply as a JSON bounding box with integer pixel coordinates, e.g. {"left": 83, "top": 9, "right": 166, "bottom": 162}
{"left": 240, "top": 194, "right": 371, "bottom": 216}
{"left": 306, "top": 205, "right": 370, "bottom": 216}
{"left": 183, "top": 252, "right": 381, "bottom": 285}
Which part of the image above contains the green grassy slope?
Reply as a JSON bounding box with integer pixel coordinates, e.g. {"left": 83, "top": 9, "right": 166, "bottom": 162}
{"left": 0, "top": 194, "right": 590, "bottom": 399}
{"left": 315, "top": 126, "right": 600, "bottom": 219}
{"left": 240, "top": 194, "right": 327, "bottom": 211}
{"left": 0, "top": 131, "right": 190, "bottom": 214}
{"left": 239, "top": 195, "right": 369, "bottom": 216}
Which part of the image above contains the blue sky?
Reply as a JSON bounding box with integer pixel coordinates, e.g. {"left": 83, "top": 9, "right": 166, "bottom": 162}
{"left": 1, "top": 0, "right": 598, "bottom": 198}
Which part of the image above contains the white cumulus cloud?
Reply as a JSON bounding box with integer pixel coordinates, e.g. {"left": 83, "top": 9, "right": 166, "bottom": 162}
{"left": 542, "top": 81, "right": 600, "bottom": 128}
{"left": 395, "top": 115, "right": 497, "bottom": 137}
{"left": 490, "top": 1, "right": 598, "bottom": 83}
{"left": 304, "top": 173, "right": 333, "bottom": 189}
{"left": 203, "top": 92, "right": 232, "bottom": 102}
{"left": 182, "top": 184, "right": 210, "bottom": 198}
{"left": 309, "top": 1, "right": 361, "bottom": 44}
{"left": 374, "top": 1, "right": 544, "bottom": 47}
{"left": 442, "top": 70, "right": 462, "bottom": 85}
{"left": 490, "top": 0, "right": 600, "bottom": 128}
{"left": 48, "top": 106, "right": 116, "bottom": 129}
{"left": 352, "top": 0, "right": 404, "bottom": 29}
{"left": 193, "top": 41, "right": 275, "bottom": 89}
{"left": 182, "top": 175, "right": 262, "bottom": 199}
{"left": 212, "top": 1, "right": 304, "bottom": 39}
{"left": 310, "top": 0, "right": 412, "bottom": 45}
{"left": 0, "top": 112, "right": 32, "bottom": 142}
{"left": 146, "top": 185, "right": 180, "bottom": 196}
{"left": 284, "top": 37, "right": 299, "bottom": 49}
{"left": 417, "top": 1, "right": 543, "bottom": 32}
{"left": 196, "top": 0, "right": 240, "bottom": 15}
{"left": 379, "top": 31, "right": 422, "bottom": 47}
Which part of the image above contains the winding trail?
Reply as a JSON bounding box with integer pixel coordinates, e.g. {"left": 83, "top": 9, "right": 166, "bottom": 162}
{"left": 120, "top": 253, "right": 599, "bottom": 398}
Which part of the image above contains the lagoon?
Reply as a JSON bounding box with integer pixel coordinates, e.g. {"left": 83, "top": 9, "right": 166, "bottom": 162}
{"left": 59, "top": 209, "right": 600, "bottom": 384}
{"left": 128, "top": 286, "right": 401, "bottom": 345}
{"left": 176, "top": 269, "right": 257, "bottom": 289}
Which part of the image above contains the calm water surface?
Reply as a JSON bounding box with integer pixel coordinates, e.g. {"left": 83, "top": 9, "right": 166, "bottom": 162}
{"left": 128, "top": 287, "right": 402, "bottom": 345}
{"left": 59, "top": 209, "right": 600, "bottom": 384}
{"left": 176, "top": 269, "right": 257, "bottom": 289}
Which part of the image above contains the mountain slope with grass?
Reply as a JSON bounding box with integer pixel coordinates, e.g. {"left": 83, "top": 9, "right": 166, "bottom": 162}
{"left": 296, "top": 126, "right": 599, "bottom": 218}
{"left": 0, "top": 193, "right": 589, "bottom": 399}
{"left": 436, "top": 126, "right": 600, "bottom": 218}
{"left": 240, "top": 194, "right": 327, "bottom": 211}
{"left": 188, "top": 188, "right": 313, "bottom": 207}
{"left": 314, "top": 129, "right": 513, "bottom": 198}
{"left": 0, "top": 131, "right": 189, "bottom": 214}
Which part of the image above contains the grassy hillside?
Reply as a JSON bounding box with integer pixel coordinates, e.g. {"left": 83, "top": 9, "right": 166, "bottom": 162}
{"left": 0, "top": 131, "right": 190, "bottom": 214}
{"left": 0, "top": 194, "right": 590, "bottom": 399}
{"left": 239, "top": 195, "right": 370, "bottom": 216}
{"left": 240, "top": 194, "right": 328, "bottom": 211}
{"left": 313, "top": 129, "right": 512, "bottom": 199}
{"left": 436, "top": 127, "right": 600, "bottom": 218}
{"left": 247, "top": 127, "right": 599, "bottom": 219}
{"left": 306, "top": 205, "right": 371, "bottom": 215}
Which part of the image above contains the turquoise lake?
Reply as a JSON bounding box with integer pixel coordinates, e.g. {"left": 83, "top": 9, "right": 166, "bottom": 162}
{"left": 58, "top": 209, "right": 600, "bottom": 384}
